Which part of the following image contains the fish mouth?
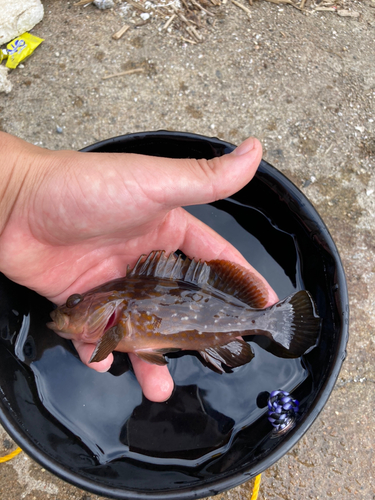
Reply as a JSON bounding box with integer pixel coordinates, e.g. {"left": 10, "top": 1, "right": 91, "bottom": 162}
{"left": 47, "top": 310, "right": 69, "bottom": 333}
{"left": 46, "top": 319, "right": 75, "bottom": 340}
{"left": 46, "top": 321, "right": 57, "bottom": 331}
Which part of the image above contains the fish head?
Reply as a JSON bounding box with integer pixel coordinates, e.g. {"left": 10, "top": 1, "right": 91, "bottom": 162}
{"left": 47, "top": 291, "right": 125, "bottom": 342}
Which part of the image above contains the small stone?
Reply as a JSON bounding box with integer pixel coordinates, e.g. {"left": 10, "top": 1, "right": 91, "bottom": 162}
{"left": 56, "top": 126, "right": 63, "bottom": 134}
{"left": 0, "top": 65, "right": 12, "bottom": 94}
{"left": 2, "top": 438, "right": 13, "bottom": 450}
{"left": 337, "top": 9, "right": 360, "bottom": 17}
{"left": 93, "top": 0, "right": 114, "bottom": 9}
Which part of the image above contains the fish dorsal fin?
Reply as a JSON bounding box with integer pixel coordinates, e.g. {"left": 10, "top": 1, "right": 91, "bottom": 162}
{"left": 127, "top": 251, "right": 210, "bottom": 283}
{"left": 205, "top": 260, "right": 269, "bottom": 308}
{"left": 127, "top": 251, "right": 268, "bottom": 308}
{"left": 127, "top": 251, "right": 190, "bottom": 280}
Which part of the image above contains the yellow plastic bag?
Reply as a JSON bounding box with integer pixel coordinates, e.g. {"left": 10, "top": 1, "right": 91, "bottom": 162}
{"left": 6, "top": 33, "right": 44, "bottom": 69}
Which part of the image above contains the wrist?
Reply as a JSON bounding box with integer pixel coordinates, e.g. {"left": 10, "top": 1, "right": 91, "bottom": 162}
{"left": 0, "top": 132, "right": 42, "bottom": 235}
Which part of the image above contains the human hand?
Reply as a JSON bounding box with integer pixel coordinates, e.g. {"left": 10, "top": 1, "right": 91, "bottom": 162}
{"left": 0, "top": 132, "right": 277, "bottom": 402}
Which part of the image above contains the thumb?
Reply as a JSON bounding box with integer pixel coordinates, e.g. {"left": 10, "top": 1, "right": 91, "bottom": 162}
{"left": 125, "top": 137, "right": 262, "bottom": 209}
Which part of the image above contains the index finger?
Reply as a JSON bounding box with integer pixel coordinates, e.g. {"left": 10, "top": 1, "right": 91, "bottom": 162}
{"left": 176, "top": 208, "right": 279, "bottom": 306}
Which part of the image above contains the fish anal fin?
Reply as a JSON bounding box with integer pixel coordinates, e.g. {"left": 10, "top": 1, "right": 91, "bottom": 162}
{"left": 206, "top": 260, "right": 269, "bottom": 308}
{"left": 199, "top": 350, "right": 225, "bottom": 373}
{"left": 89, "top": 326, "right": 124, "bottom": 363}
{"left": 199, "top": 338, "right": 254, "bottom": 372}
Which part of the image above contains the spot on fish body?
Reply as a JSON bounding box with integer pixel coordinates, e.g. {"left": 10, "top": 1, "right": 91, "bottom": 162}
{"left": 190, "top": 303, "right": 201, "bottom": 312}
{"left": 192, "top": 293, "right": 203, "bottom": 302}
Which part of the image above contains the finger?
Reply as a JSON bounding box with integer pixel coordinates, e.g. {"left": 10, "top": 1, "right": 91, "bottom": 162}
{"left": 72, "top": 340, "right": 114, "bottom": 373}
{"left": 129, "top": 353, "right": 174, "bottom": 403}
{"left": 126, "top": 136, "right": 263, "bottom": 209}
{"left": 167, "top": 208, "right": 279, "bottom": 306}
{"left": 73, "top": 341, "right": 174, "bottom": 402}
{"left": 63, "top": 137, "right": 262, "bottom": 216}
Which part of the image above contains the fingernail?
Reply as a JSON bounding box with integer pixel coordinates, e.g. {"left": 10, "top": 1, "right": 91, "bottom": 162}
{"left": 233, "top": 137, "right": 256, "bottom": 156}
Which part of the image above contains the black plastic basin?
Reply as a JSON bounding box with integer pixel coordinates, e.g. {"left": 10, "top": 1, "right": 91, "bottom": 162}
{"left": 0, "top": 131, "right": 348, "bottom": 499}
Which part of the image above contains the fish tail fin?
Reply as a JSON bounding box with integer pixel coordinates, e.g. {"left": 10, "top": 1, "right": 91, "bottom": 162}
{"left": 252, "top": 290, "right": 321, "bottom": 358}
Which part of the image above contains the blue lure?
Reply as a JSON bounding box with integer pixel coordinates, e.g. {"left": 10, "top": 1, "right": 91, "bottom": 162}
{"left": 267, "top": 390, "right": 299, "bottom": 433}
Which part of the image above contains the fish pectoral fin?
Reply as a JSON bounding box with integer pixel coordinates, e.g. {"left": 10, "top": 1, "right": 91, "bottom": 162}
{"left": 135, "top": 349, "right": 172, "bottom": 366}
{"left": 89, "top": 326, "right": 124, "bottom": 363}
{"left": 199, "top": 339, "right": 254, "bottom": 372}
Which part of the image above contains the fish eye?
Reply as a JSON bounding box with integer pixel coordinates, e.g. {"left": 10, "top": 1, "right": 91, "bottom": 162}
{"left": 66, "top": 293, "right": 83, "bottom": 308}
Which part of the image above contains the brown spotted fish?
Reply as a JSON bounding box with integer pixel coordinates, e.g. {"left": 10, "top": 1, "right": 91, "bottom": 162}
{"left": 47, "top": 251, "right": 321, "bottom": 372}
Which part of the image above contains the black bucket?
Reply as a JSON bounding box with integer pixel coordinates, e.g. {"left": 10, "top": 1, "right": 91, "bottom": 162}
{"left": 0, "top": 132, "right": 348, "bottom": 499}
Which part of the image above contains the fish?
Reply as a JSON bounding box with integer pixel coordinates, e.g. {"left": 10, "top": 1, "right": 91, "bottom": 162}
{"left": 47, "top": 250, "right": 321, "bottom": 372}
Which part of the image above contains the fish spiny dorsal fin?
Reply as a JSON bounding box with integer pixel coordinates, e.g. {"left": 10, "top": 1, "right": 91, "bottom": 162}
{"left": 126, "top": 253, "right": 151, "bottom": 276}
{"left": 206, "top": 260, "right": 269, "bottom": 308}
{"left": 126, "top": 251, "right": 191, "bottom": 280}
{"left": 183, "top": 258, "right": 211, "bottom": 284}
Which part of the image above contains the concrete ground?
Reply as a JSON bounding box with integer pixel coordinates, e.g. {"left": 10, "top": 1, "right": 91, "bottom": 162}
{"left": 1, "top": 0, "right": 375, "bottom": 498}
